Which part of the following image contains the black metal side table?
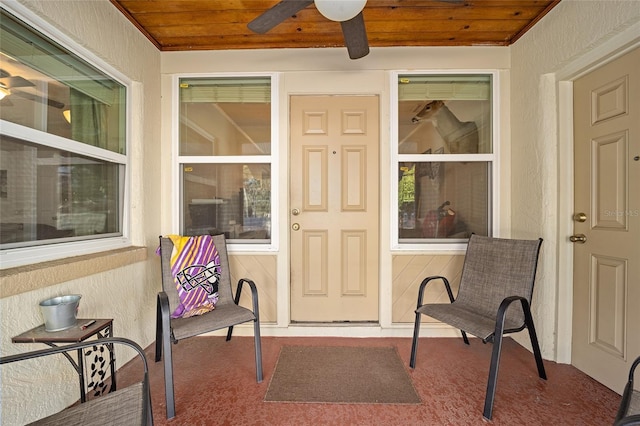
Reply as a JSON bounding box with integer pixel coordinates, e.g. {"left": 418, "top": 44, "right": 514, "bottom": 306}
{"left": 12, "top": 318, "right": 116, "bottom": 402}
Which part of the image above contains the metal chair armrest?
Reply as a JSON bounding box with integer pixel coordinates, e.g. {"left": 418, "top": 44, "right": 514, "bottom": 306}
{"left": 157, "top": 291, "right": 171, "bottom": 318}
{"left": 490, "top": 295, "right": 527, "bottom": 342}
{"left": 1, "top": 337, "right": 146, "bottom": 369}
{"left": 416, "top": 275, "right": 454, "bottom": 308}
{"left": 614, "top": 414, "right": 640, "bottom": 426}
{"left": 233, "top": 278, "right": 260, "bottom": 312}
{"left": 155, "top": 291, "right": 173, "bottom": 362}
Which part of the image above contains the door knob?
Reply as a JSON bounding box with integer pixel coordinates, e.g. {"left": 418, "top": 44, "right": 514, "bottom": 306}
{"left": 292, "top": 223, "right": 300, "bottom": 231}
{"left": 292, "top": 208, "right": 300, "bottom": 216}
{"left": 574, "top": 212, "right": 587, "bottom": 222}
{"left": 569, "top": 234, "right": 587, "bottom": 243}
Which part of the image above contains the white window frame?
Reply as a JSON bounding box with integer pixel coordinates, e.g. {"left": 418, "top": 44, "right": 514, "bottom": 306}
{"left": 390, "top": 70, "right": 500, "bottom": 252}
{"left": 0, "top": 3, "right": 132, "bottom": 269}
{"left": 172, "top": 72, "right": 280, "bottom": 252}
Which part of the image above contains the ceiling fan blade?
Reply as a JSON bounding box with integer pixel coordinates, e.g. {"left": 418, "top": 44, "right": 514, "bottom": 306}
{"left": 1, "top": 75, "right": 35, "bottom": 89}
{"left": 10, "top": 88, "right": 65, "bottom": 109}
{"left": 248, "top": 0, "right": 313, "bottom": 34}
{"left": 340, "top": 12, "right": 369, "bottom": 60}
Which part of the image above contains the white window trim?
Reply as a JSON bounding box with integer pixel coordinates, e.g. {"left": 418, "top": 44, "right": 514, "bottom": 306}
{"left": 0, "top": 2, "right": 132, "bottom": 269}
{"left": 389, "top": 70, "right": 501, "bottom": 252}
{"left": 171, "top": 72, "right": 280, "bottom": 253}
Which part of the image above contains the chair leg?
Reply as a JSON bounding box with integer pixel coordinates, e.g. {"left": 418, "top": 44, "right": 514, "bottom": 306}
{"left": 523, "top": 301, "right": 547, "bottom": 380}
{"left": 461, "top": 330, "right": 470, "bottom": 345}
{"left": 483, "top": 331, "right": 504, "bottom": 421}
{"left": 161, "top": 316, "right": 176, "bottom": 419}
{"left": 410, "top": 312, "right": 422, "bottom": 369}
{"left": 253, "top": 319, "right": 263, "bottom": 383}
{"left": 143, "top": 379, "right": 154, "bottom": 426}
{"left": 155, "top": 304, "right": 162, "bottom": 362}
{"left": 226, "top": 325, "right": 234, "bottom": 341}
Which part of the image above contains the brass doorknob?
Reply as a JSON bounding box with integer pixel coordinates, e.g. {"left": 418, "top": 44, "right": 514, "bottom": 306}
{"left": 292, "top": 208, "right": 300, "bottom": 216}
{"left": 574, "top": 213, "right": 587, "bottom": 222}
{"left": 292, "top": 223, "right": 300, "bottom": 231}
{"left": 569, "top": 234, "right": 587, "bottom": 243}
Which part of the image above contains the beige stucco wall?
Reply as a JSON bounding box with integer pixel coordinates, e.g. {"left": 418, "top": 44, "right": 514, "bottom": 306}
{"left": 160, "top": 47, "right": 512, "bottom": 337}
{"left": 0, "top": 1, "right": 161, "bottom": 424}
{"left": 509, "top": 0, "right": 640, "bottom": 360}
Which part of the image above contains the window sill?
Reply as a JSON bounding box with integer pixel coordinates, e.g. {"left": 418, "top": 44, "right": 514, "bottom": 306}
{"left": 0, "top": 246, "right": 147, "bottom": 299}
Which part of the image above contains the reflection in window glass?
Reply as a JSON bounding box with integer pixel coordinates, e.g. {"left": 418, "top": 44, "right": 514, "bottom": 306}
{"left": 179, "top": 77, "right": 271, "bottom": 156}
{"left": 398, "top": 162, "right": 489, "bottom": 241}
{"left": 0, "top": 10, "right": 126, "bottom": 154}
{"left": 397, "top": 74, "right": 493, "bottom": 243}
{"left": 0, "top": 9, "right": 126, "bottom": 253}
{"left": 398, "top": 75, "right": 491, "bottom": 155}
{"left": 0, "top": 135, "right": 122, "bottom": 247}
{"left": 178, "top": 76, "right": 273, "bottom": 244}
{"left": 182, "top": 164, "right": 270, "bottom": 242}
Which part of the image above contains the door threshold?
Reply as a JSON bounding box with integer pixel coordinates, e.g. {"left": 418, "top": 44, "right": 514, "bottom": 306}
{"left": 290, "top": 321, "right": 379, "bottom": 327}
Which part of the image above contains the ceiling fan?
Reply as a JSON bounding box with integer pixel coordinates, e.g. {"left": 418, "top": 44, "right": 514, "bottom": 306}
{"left": 0, "top": 68, "right": 34, "bottom": 91}
{"left": 0, "top": 68, "right": 33, "bottom": 101}
{"left": 248, "top": 0, "right": 370, "bottom": 60}
{"left": 0, "top": 68, "right": 65, "bottom": 109}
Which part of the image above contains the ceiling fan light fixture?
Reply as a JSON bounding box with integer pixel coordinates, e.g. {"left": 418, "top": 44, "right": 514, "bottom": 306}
{"left": 0, "top": 85, "right": 10, "bottom": 100}
{"left": 315, "top": 0, "right": 366, "bottom": 22}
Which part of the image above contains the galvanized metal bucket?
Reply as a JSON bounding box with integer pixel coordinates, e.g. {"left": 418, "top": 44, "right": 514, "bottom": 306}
{"left": 39, "top": 295, "right": 81, "bottom": 332}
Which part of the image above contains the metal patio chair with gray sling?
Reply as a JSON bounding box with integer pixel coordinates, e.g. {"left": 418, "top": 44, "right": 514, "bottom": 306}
{"left": 614, "top": 355, "right": 640, "bottom": 425}
{"left": 409, "top": 234, "right": 547, "bottom": 420}
{"left": 155, "top": 234, "right": 263, "bottom": 419}
{"left": 0, "top": 337, "right": 152, "bottom": 425}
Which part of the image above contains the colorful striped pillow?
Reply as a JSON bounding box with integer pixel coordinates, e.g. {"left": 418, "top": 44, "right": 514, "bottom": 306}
{"left": 168, "top": 235, "right": 221, "bottom": 318}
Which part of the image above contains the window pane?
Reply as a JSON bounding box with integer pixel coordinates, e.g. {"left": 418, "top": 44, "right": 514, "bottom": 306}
{"left": 0, "top": 135, "right": 122, "bottom": 248}
{"left": 398, "top": 75, "right": 491, "bottom": 154}
{"left": 182, "top": 163, "right": 271, "bottom": 242}
{"left": 0, "top": 10, "right": 126, "bottom": 154}
{"left": 179, "top": 77, "right": 271, "bottom": 156}
{"left": 399, "top": 161, "right": 489, "bottom": 241}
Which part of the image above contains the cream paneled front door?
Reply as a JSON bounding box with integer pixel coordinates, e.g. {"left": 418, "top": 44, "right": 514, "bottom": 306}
{"left": 572, "top": 47, "right": 640, "bottom": 393}
{"left": 290, "top": 95, "right": 379, "bottom": 322}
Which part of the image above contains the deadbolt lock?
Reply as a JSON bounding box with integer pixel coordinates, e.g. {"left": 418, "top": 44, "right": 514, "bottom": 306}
{"left": 292, "top": 208, "right": 300, "bottom": 216}
{"left": 292, "top": 223, "right": 300, "bottom": 231}
{"left": 574, "top": 212, "right": 587, "bottom": 222}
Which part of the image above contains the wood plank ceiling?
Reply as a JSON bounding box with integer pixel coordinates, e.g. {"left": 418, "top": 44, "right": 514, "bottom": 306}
{"left": 110, "top": 0, "right": 561, "bottom": 52}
